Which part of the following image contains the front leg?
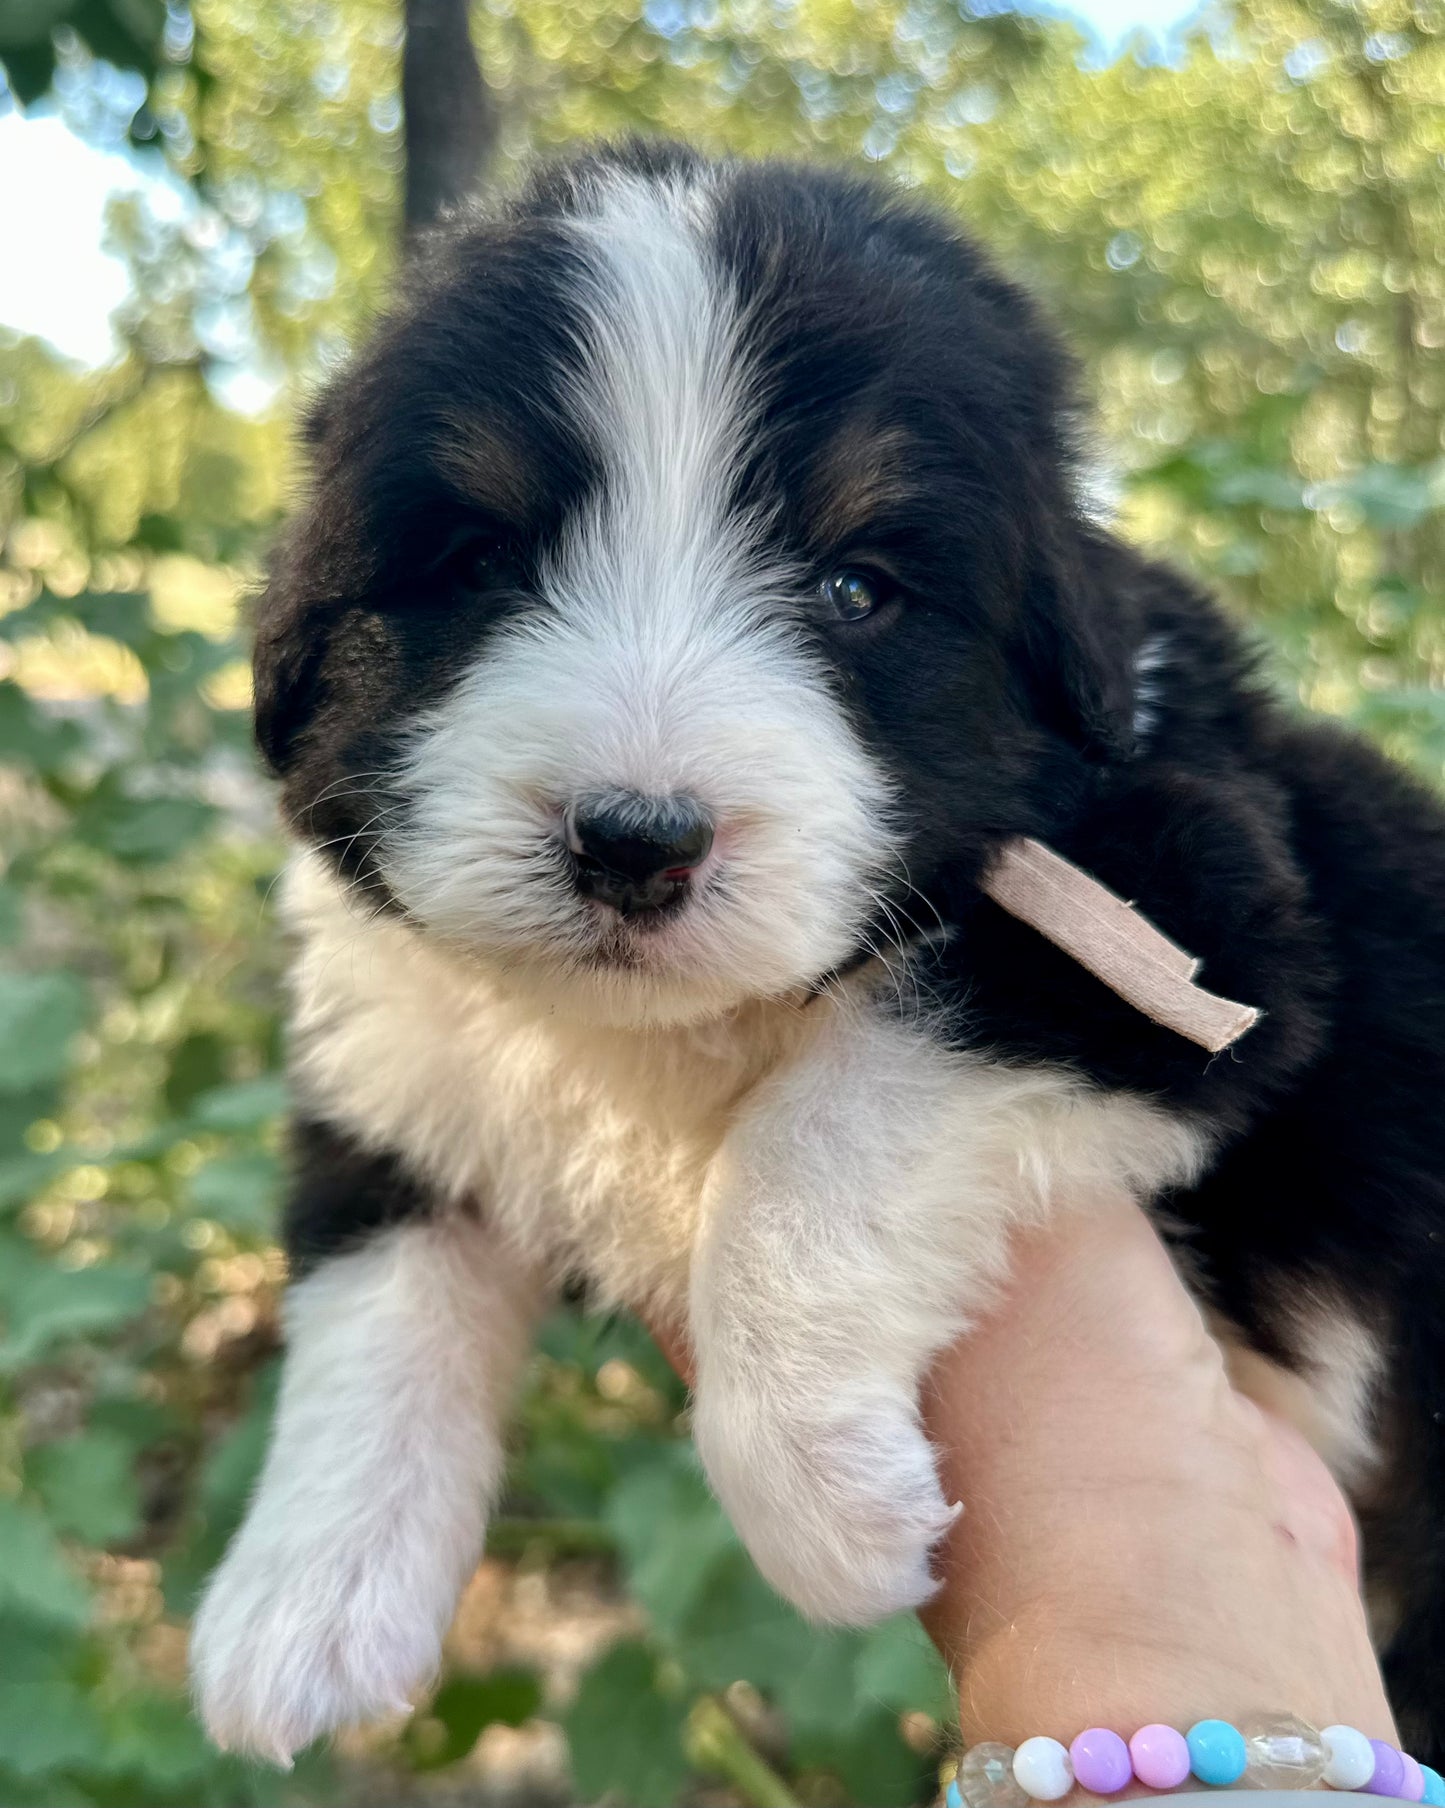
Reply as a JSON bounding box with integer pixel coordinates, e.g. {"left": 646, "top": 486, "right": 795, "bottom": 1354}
{"left": 690, "top": 1006, "right": 1203, "bottom": 1625}
{"left": 190, "top": 1128, "right": 542, "bottom": 1763}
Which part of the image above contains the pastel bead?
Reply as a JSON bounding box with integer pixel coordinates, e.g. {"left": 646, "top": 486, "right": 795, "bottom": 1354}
{"left": 1371, "top": 1743, "right": 1407, "bottom": 1799}
{"left": 946, "top": 1783, "right": 964, "bottom": 1808}
{"left": 1070, "top": 1728, "right": 1132, "bottom": 1796}
{"left": 1400, "top": 1756, "right": 1427, "bottom": 1802}
{"left": 1129, "top": 1723, "right": 1192, "bottom": 1790}
{"left": 1241, "top": 1713, "right": 1326, "bottom": 1789}
{"left": 958, "top": 1743, "right": 1029, "bottom": 1808}
{"left": 1187, "top": 1719, "right": 1248, "bottom": 1786}
{"left": 1323, "top": 1726, "right": 1379, "bottom": 1792}
{"left": 1419, "top": 1765, "right": 1445, "bottom": 1805}
{"left": 1013, "top": 1736, "right": 1074, "bottom": 1802}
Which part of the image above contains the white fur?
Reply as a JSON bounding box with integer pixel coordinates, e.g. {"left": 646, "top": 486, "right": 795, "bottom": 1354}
{"left": 383, "top": 168, "right": 895, "bottom": 1028}
{"left": 190, "top": 1215, "right": 541, "bottom": 1763}
{"left": 1132, "top": 631, "right": 1171, "bottom": 741}
{"left": 1220, "top": 1296, "right": 1384, "bottom": 1489}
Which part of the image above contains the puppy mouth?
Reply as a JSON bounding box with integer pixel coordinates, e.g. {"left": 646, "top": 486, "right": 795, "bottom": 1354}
{"left": 571, "top": 877, "right": 707, "bottom": 970}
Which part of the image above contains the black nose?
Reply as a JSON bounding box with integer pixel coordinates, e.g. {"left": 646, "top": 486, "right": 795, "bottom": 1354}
{"left": 565, "top": 792, "right": 714, "bottom": 915}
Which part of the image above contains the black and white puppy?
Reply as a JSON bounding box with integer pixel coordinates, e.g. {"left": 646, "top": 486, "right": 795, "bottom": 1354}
{"left": 191, "top": 140, "right": 1445, "bottom": 1762}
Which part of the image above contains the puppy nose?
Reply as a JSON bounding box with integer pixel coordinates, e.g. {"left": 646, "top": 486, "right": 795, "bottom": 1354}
{"left": 565, "top": 792, "right": 714, "bottom": 913}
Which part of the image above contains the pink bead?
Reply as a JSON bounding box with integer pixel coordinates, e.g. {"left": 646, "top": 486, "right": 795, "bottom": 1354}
{"left": 1070, "top": 1729, "right": 1132, "bottom": 1795}
{"left": 1401, "top": 1756, "right": 1427, "bottom": 1802}
{"left": 1129, "top": 1724, "right": 1191, "bottom": 1791}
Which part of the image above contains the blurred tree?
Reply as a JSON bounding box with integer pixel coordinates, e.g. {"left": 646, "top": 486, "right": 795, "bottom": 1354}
{"left": 0, "top": 0, "right": 167, "bottom": 108}
{"left": 0, "top": 1, "right": 1442, "bottom": 1803}
{"left": 401, "top": 0, "right": 494, "bottom": 237}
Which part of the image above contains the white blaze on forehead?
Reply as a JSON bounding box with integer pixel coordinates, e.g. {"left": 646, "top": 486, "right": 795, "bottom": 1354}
{"left": 550, "top": 168, "right": 765, "bottom": 638}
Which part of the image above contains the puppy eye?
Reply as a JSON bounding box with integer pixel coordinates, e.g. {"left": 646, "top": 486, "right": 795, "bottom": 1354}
{"left": 434, "top": 528, "right": 516, "bottom": 594}
{"left": 820, "top": 566, "right": 894, "bottom": 623}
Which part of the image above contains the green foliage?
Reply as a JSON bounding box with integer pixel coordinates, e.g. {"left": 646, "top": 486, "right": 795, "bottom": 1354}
{"left": 1, "top": 0, "right": 1443, "bottom": 1801}
{"left": 0, "top": 0, "right": 166, "bottom": 108}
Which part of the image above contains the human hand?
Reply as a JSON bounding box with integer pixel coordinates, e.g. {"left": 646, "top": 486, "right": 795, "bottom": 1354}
{"left": 920, "top": 1189, "right": 1395, "bottom": 1745}
{"left": 655, "top": 1189, "right": 1395, "bottom": 1755}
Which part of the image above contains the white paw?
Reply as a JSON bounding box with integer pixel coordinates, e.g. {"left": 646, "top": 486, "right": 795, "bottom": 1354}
{"left": 693, "top": 1380, "right": 959, "bottom": 1624}
{"left": 190, "top": 1530, "right": 453, "bottom": 1764}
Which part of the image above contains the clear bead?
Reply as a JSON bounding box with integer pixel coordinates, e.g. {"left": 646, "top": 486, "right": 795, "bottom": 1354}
{"left": 958, "top": 1742, "right": 1030, "bottom": 1808}
{"left": 1241, "top": 1713, "right": 1326, "bottom": 1789}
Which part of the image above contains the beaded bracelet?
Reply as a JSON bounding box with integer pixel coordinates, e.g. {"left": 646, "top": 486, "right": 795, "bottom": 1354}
{"left": 942, "top": 1718, "right": 1444, "bottom": 1805}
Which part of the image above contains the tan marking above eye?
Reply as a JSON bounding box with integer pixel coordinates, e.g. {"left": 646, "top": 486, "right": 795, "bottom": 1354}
{"left": 804, "top": 421, "right": 918, "bottom": 551}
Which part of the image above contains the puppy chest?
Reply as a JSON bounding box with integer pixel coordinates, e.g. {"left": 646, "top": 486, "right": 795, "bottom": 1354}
{"left": 283, "top": 867, "right": 803, "bottom": 1304}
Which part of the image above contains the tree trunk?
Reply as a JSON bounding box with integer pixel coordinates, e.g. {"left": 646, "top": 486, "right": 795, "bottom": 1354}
{"left": 402, "top": 0, "right": 494, "bottom": 243}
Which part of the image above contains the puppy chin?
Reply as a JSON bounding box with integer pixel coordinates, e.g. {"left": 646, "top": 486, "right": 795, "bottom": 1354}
{"left": 521, "top": 955, "right": 757, "bottom": 1031}
{"left": 423, "top": 910, "right": 814, "bottom": 1030}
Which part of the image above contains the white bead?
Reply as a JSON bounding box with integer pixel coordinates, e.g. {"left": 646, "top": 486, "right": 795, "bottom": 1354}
{"left": 1013, "top": 1736, "right": 1074, "bottom": 1802}
{"left": 1322, "top": 1725, "right": 1376, "bottom": 1792}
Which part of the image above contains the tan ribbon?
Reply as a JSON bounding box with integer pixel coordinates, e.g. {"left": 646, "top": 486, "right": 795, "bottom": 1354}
{"left": 980, "top": 837, "right": 1260, "bottom": 1054}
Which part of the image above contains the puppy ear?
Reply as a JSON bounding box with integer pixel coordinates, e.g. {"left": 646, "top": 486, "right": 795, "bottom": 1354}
{"left": 1021, "top": 524, "right": 1138, "bottom": 764}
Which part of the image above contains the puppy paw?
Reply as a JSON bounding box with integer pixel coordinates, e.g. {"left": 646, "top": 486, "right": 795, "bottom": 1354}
{"left": 189, "top": 1532, "right": 450, "bottom": 1764}
{"left": 693, "top": 1383, "right": 958, "bottom": 1624}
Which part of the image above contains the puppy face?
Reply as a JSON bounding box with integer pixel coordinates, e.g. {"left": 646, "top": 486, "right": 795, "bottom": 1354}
{"left": 256, "top": 142, "right": 1127, "bottom": 1026}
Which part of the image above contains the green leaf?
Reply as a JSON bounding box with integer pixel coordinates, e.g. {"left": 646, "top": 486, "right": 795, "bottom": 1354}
{"left": 102, "top": 1694, "right": 227, "bottom": 1789}
{"left": 0, "top": 970, "right": 89, "bottom": 1093}
{"left": 0, "top": 1244, "right": 151, "bottom": 1370}
{"left": 563, "top": 1641, "right": 692, "bottom": 1808}
{"left": 63, "top": 588, "right": 157, "bottom": 649}
{"left": 665, "top": 1547, "right": 818, "bottom": 1696}
{"left": 162, "top": 1031, "right": 230, "bottom": 1116}
{"left": 28, "top": 1428, "right": 143, "bottom": 1546}
{"left": 406, "top": 1669, "right": 543, "bottom": 1771}
{"left": 852, "top": 1613, "right": 953, "bottom": 1719}
{"left": 72, "top": 789, "right": 218, "bottom": 864}
{"left": 165, "top": 1365, "right": 279, "bottom": 1613}
{"left": 187, "top": 1149, "right": 280, "bottom": 1231}
{"left": 0, "top": 881, "right": 21, "bottom": 945}
{"left": 0, "top": 1678, "right": 106, "bottom": 1779}
{"left": 189, "top": 1072, "right": 288, "bottom": 1131}
{"left": 767, "top": 1629, "right": 861, "bottom": 1738}
{"left": 1334, "top": 462, "right": 1445, "bottom": 530}
{"left": 0, "top": 680, "right": 82, "bottom": 771}
{"left": 201, "top": 1371, "right": 277, "bottom": 1519}
{"left": 605, "top": 1442, "right": 737, "bottom": 1634}
{"left": 0, "top": 1148, "right": 69, "bottom": 1211}
{"left": 1210, "top": 465, "right": 1305, "bottom": 511}
{"left": 792, "top": 1708, "right": 926, "bottom": 1808}
{"left": 604, "top": 1442, "right": 825, "bottom": 1697}
{"left": 0, "top": 1499, "right": 90, "bottom": 1628}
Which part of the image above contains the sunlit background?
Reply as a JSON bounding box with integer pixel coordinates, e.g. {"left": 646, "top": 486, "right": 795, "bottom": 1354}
{"left": 0, "top": 3, "right": 1442, "bottom": 1805}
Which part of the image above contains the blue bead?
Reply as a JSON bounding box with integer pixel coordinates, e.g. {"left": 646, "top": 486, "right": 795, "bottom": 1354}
{"left": 1187, "top": 1720, "right": 1248, "bottom": 1787}
{"left": 946, "top": 1782, "right": 964, "bottom": 1808}
{"left": 1421, "top": 1766, "right": 1445, "bottom": 1806}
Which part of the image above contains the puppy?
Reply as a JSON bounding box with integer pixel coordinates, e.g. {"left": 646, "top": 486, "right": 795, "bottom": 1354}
{"left": 191, "top": 140, "right": 1445, "bottom": 1762}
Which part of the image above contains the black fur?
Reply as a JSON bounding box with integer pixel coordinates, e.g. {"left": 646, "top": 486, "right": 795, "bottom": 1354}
{"left": 283, "top": 1117, "right": 441, "bottom": 1274}
{"left": 259, "top": 140, "right": 1445, "bottom": 1748}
